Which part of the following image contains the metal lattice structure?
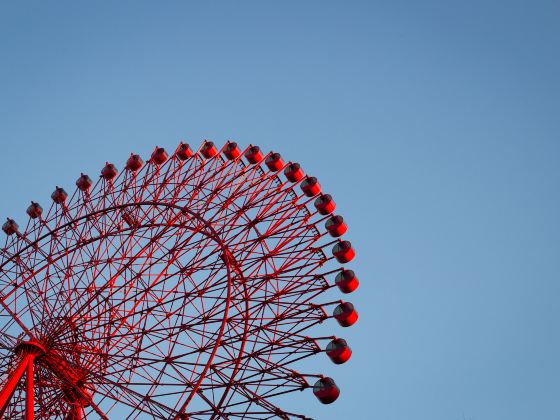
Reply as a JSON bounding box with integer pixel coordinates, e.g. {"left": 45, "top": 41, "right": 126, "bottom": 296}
{"left": 0, "top": 141, "right": 359, "bottom": 419}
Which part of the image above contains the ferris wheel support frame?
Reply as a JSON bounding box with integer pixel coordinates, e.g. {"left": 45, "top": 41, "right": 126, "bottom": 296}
{"left": 0, "top": 141, "right": 360, "bottom": 418}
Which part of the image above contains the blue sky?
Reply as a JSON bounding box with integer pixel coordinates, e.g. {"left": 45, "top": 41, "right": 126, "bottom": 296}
{"left": 0, "top": 1, "right": 559, "bottom": 419}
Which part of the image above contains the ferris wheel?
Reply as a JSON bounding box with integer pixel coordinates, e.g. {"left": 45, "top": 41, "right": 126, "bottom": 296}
{"left": 0, "top": 141, "right": 360, "bottom": 419}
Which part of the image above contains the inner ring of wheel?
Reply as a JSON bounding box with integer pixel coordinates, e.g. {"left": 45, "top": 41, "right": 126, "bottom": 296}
{"left": 0, "top": 201, "right": 241, "bottom": 416}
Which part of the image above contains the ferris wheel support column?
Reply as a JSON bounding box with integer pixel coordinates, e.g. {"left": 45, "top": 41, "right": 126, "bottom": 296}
{"left": 67, "top": 404, "right": 84, "bottom": 420}
{"left": 0, "top": 353, "right": 32, "bottom": 417}
{"left": 26, "top": 355, "right": 35, "bottom": 420}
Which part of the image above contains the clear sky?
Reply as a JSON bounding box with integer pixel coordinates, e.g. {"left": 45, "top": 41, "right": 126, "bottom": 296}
{"left": 0, "top": 1, "right": 559, "bottom": 419}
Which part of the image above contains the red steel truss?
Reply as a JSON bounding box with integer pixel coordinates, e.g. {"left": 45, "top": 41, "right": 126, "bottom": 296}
{"left": 0, "top": 141, "right": 359, "bottom": 419}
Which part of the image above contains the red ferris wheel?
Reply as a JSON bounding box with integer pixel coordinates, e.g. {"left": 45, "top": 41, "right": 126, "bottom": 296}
{"left": 0, "top": 141, "right": 360, "bottom": 419}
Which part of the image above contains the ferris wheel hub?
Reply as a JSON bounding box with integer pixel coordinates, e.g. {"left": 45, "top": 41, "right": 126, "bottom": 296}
{"left": 14, "top": 340, "right": 46, "bottom": 357}
{"left": 14, "top": 337, "right": 95, "bottom": 407}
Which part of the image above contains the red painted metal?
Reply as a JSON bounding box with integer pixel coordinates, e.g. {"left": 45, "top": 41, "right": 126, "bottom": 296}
{"left": 335, "top": 269, "right": 360, "bottom": 293}
{"left": 101, "top": 163, "right": 118, "bottom": 180}
{"left": 224, "top": 141, "right": 241, "bottom": 159}
{"left": 0, "top": 341, "right": 44, "bottom": 418}
{"left": 0, "top": 140, "right": 360, "bottom": 418}
{"left": 175, "top": 142, "right": 193, "bottom": 160}
{"left": 0, "top": 355, "right": 31, "bottom": 417}
{"left": 284, "top": 162, "right": 305, "bottom": 182}
{"left": 71, "top": 405, "right": 84, "bottom": 420}
{"left": 313, "top": 377, "right": 340, "bottom": 404}
{"left": 51, "top": 186, "right": 68, "bottom": 204}
{"left": 300, "top": 176, "right": 321, "bottom": 197}
{"left": 2, "top": 218, "right": 18, "bottom": 235}
{"left": 75, "top": 173, "right": 93, "bottom": 191}
{"left": 265, "top": 152, "right": 284, "bottom": 171}
{"left": 151, "top": 147, "right": 169, "bottom": 165}
{"left": 126, "top": 154, "right": 144, "bottom": 172}
{"left": 325, "top": 215, "right": 347, "bottom": 237}
{"left": 26, "top": 356, "right": 34, "bottom": 420}
{"left": 333, "top": 240, "right": 356, "bottom": 263}
{"left": 314, "top": 193, "right": 336, "bottom": 215}
{"left": 200, "top": 140, "right": 218, "bottom": 158}
{"left": 326, "top": 338, "right": 352, "bottom": 364}
{"left": 333, "top": 302, "right": 359, "bottom": 327}
{"left": 244, "top": 145, "right": 264, "bottom": 164}
{"left": 26, "top": 202, "right": 43, "bottom": 219}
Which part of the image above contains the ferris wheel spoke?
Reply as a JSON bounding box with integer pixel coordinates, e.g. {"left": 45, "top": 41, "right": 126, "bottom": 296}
{"left": 87, "top": 373, "right": 178, "bottom": 419}
{"left": 59, "top": 220, "right": 204, "bottom": 329}
{"left": 60, "top": 263, "right": 229, "bottom": 352}
{"left": 65, "top": 233, "right": 227, "bottom": 350}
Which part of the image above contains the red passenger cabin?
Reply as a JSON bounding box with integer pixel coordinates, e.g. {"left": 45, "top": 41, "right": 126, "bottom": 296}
{"left": 245, "top": 145, "right": 264, "bottom": 164}
{"left": 325, "top": 215, "right": 347, "bottom": 237}
{"left": 265, "top": 152, "right": 284, "bottom": 171}
{"left": 176, "top": 142, "right": 193, "bottom": 160}
{"left": 151, "top": 147, "right": 168, "bottom": 165}
{"left": 76, "top": 174, "right": 93, "bottom": 191}
{"left": 314, "top": 194, "right": 335, "bottom": 215}
{"left": 2, "top": 219, "right": 18, "bottom": 236}
{"left": 51, "top": 187, "right": 68, "bottom": 204}
{"left": 335, "top": 269, "right": 359, "bottom": 293}
{"left": 333, "top": 302, "right": 358, "bottom": 327}
{"left": 326, "top": 338, "right": 352, "bottom": 364}
{"left": 224, "top": 141, "right": 241, "bottom": 159}
{"left": 26, "top": 202, "right": 43, "bottom": 219}
{"left": 300, "top": 176, "right": 321, "bottom": 197}
{"left": 126, "top": 154, "right": 144, "bottom": 172}
{"left": 284, "top": 163, "right": 305, "bottom": 182}
{"left": 101, "top": 163, "right": 118, "bottom": 181}
{"left": 332, "top": 240, "right": 355, "bottom": 263}
{"left": 201, "top": 141, "right": 218, "bottom": 158}
{"left": 313, "top": 377, "right": 340, "bottom": 404}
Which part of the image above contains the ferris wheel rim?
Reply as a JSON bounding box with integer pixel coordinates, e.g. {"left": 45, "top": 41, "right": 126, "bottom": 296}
{"left": 0, "top": 140, "right": 360, "bottom": 419}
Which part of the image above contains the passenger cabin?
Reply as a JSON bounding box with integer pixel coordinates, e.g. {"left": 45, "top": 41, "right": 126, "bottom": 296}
{"left": 313, "top": 377, "right": 340, "bottom": 404}
{"left": 314, "top": 194, "right": 336, "bottom": 215}
{"left": 265, "top": 152, "right": 284, "bottom": 171}
{"left": 333, "top": 302, "right": 358, "bottom": 327}
{"left": 326, "top": 338, "right": 352, "bottom": 364}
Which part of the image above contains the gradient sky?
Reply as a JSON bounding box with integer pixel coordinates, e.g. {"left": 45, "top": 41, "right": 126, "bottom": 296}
{"left": 0, "top": 1, "right": 559, "bottom": 419}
